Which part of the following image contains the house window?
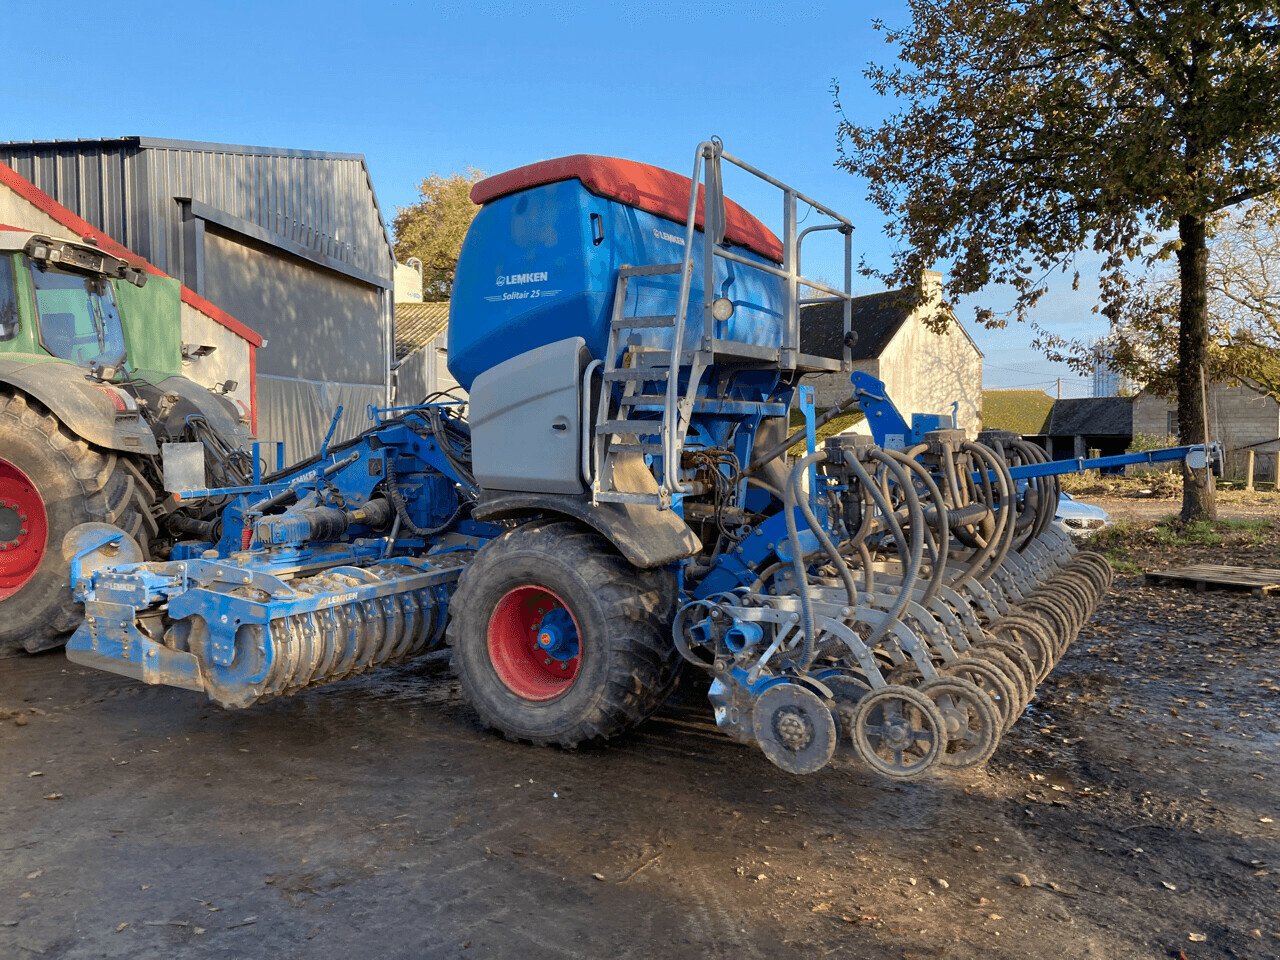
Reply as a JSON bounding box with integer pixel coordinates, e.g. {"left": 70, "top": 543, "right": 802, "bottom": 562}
{"left": 1166, "top": 410, "right": 1179, "bottom": 440}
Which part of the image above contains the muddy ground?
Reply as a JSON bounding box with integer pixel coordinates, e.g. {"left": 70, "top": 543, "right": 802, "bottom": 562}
{"left": 2, "top": 520, "right": 1278, "bottom": 960}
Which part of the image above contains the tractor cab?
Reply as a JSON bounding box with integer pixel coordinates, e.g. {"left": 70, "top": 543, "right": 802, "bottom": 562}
{"left": 0, "top": 229, "right": 148, "bottom": 378}
{"left": 0, "top": 227, "right": 254, "bottom": 658}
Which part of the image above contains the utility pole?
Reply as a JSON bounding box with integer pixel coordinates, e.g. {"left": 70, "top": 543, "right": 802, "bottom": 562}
{"left": 1056, "top": 377, "right": 1062, "bottom": 400}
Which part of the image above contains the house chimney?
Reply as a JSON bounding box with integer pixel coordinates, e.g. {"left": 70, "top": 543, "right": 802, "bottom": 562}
{"left": 920, "top": 269, "right": 943, "bottom": 301}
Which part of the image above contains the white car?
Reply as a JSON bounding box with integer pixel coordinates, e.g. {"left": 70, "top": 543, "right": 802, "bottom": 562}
{"left": 1054, "top": 492, "right": 1112, "bottom": 538}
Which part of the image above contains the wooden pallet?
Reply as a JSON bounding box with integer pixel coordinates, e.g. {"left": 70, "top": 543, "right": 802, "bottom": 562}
{"left": 1145, "top": 564, "right": 1280, "bottom": 596}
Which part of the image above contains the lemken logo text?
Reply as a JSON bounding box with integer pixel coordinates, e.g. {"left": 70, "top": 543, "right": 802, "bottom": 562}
{"left": 495, "top": 271, "right": 549, "bottom": 286}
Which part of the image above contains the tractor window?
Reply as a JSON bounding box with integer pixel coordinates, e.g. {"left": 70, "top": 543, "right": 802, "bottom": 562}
{"left": 28, "top": 261, "right": 126, "bottom": 368}
{"left": 0, "top": 257, "right": 17, "bottom": 341}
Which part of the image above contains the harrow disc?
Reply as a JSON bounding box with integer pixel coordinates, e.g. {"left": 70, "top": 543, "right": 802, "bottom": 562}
{"left": 1021, "top": 597, "right": 1075, "bottom": 649}
{"left": 822, "top": 673, "right": 872, "bottom": 756}
{"left": 994, "top": 617, "right": 1055, "bottom": 684}
{"left": 942, "top": 655, "right": 1019, "bottom": 732}
{"left": 1074, "top": 551, "right": 1114, "bottom": 591}
{"left": 848, "top": 684, "right": 945, "bottom": 781}
{"left": 919, "top": 676, "right": 1001, "bottom": 769}
{"left": 981, "top": 634, "right": 1039, "bottom": 695}
{"left": 753, "top": 683, "right": 838, "bottom": 775}
{"left": 1044, "top": 583, "right": 1090, "bottom": 630}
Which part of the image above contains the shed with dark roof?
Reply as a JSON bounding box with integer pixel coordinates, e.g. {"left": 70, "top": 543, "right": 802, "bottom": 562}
{"left": 1047, "top": 397, "right": 1133, "bottom": 439}
{"left": 1042, "top": 396, "right": 1134, "bottom": 462}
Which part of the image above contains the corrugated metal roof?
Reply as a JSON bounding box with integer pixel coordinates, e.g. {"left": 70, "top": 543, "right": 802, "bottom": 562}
{"left": 395, "top": 301, "right": 450, "bottom": 359}
{"left": 0, "top": 136, "right": 367, "bottom": 161}
{"left": 0, "top": 136, "right": 394, "bottom": 284}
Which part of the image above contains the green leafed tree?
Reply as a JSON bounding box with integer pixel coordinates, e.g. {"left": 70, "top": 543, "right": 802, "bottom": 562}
{"left": 835, "top": 0, "right": 1280, "bottom": 521}
{"left": 392, "top": 169, "right": 485, "bottom": 300}
{"left": 1091, "top": 195, "right": 1280, "bottom": 405}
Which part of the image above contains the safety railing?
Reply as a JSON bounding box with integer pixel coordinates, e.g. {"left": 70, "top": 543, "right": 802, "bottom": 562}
{"left": 658, "top": 139, "right": 857, "bottom": 491}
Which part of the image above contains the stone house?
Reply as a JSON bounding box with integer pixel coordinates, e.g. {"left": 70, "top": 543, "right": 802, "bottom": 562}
{"left": 801, "top": 272, "right": 984, "bottom": 434}
{"left": 1132, "top": 381, "right": 1280, "bottom": 483}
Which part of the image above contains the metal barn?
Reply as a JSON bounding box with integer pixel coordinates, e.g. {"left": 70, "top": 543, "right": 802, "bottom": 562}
{"left": 0, "top": 137, "right": 395, "bottom": 463}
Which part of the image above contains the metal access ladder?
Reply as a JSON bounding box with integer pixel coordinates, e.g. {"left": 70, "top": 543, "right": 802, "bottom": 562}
{"left": 590, "top": 139, "right": 857, "bottom": 510}
{"left": 590, "top": 262, "right": 705, "bottom": 509}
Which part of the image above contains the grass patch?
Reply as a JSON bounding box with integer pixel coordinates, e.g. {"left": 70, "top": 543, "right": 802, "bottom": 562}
{"left": 1106, "top": 555, "right": 1143, "bottom": 575}
{"left": 1151, "top": 517, "right": 1222, "bottom": 547}
{"left": 786, "top": 411, "right": 866, "bottom": 457}
{"left": 1090, "top": 514, "right": 1278, "bottom": 570}
{"left": 1216, "top": 517, "right": 1272, "bottom": 533}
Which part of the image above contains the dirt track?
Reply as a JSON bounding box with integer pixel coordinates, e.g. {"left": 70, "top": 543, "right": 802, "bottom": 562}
{"left": 2, "top": 531, "right": 1278, "bottom": 960}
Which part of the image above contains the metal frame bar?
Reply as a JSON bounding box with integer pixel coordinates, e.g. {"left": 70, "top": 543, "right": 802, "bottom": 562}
{"left": 691, "top": 142, "right": 856, "bottom": 377}
{"left": 594, "top": 140, "right": 861, "bottom": 506}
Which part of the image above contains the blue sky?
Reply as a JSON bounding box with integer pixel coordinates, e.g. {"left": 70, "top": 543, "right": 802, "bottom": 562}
{"left": 4, "top": 0, "right": 1102, "bottom": 396}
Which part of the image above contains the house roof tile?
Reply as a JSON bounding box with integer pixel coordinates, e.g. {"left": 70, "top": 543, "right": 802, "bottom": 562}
{"left": 799, "top": 289, "right": 917, "bottom": 361}
{"left": 1047, "top": 397, "right": 1133, "bottom": 437}
{"left": 395, "top": 301, "right": 450, "bottom": 359}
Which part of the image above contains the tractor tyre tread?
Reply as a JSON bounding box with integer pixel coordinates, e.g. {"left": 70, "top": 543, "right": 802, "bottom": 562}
{"left": 0, "top": 392, "right": 157, "bottom": 655}
{"left": 447, "top": 521, "right": 679, "bottom": 747}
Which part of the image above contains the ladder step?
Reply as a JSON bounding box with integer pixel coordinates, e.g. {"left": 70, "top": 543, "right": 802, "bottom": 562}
{"left": 602, "top": 368, "right": 669, "bottom": 382}
{"left": 617, "top": 396, "right": 785, "bottom": 415}
{"left": 593, "top": 490, "right": 664, "bottom": 505}
{"left": 617, "top": 394, "right": 668, "bottom": 406}
{"left": 619, "top": 263, "right": 682, "bottom": 278}
{"left": 596, "top": 419, "right": 661, "bottom": 436}
{"left": 613, "top": 314, "right": 676, "bottom": 329}
{"left": 608, "top": 442, "right": 664, "bottom": 456}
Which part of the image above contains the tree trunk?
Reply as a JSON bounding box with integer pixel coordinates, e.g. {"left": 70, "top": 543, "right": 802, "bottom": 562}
{"left": 1176, "top": 213, "right": 1217, "bottom": 522}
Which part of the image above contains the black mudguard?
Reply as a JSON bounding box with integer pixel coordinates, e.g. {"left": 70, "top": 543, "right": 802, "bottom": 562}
{"left": 0, "top": 358, "right": 159, "bottom": 455}
{"left": 473, "top": 492, "right": 701, "bottom": 570}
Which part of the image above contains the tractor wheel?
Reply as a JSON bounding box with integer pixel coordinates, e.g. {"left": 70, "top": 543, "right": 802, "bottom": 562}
{"left": 0, "top": 393, "right": 158, "bottom": 656}
{"left": 447, "top": 520, "right": 679, "bottom": 747}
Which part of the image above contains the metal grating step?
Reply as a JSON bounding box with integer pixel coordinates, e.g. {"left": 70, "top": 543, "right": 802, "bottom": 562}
{"left": 613, "top": 314, "right": 676, "bottom": 329}
{"left": 591, "top": 490, "right": 663, "bottom": 505}
{"left": 608, "top": 442, "right": 664, "bottom": 456}
{"left": 596, "top": 419, "right": 662, "bottom": 436}
{"left": 602, "top": 368, "right": 669, "bottom": 382}
{"left": 617, "top": 394, "right": 668, "bottom": 406}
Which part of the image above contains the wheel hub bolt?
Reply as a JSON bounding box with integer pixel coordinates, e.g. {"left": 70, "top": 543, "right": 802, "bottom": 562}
{"left": 776, "top": 709, "right": 812, "bottom": 751}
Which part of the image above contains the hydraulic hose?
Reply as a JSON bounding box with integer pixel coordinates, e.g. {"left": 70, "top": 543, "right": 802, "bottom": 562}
{"left": 962, "top": 441, "right": 1015, "bottom": 581}
{"left": 844, "top": 451, "right": 917, "bottom": 646}
{"left": 783, "top": 451, "right": 826, "bottom": 670}
{"left": 789, "top": 454, "right": 858, "bottom": 611}
{"left": 870, "top": 449, "right": 926, "bottom": 606}
{"left": 891, "top": 450, "right": 952, "bottom": 606}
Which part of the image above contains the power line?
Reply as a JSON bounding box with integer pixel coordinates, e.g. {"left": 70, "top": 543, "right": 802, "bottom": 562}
{"left": 984, "top": 376, "right": 1091, "bottom": 388}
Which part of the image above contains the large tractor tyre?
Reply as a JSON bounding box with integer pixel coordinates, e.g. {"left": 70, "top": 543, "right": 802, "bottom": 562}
{"left": 447, "top": 521, "right": 680, "bottom": 747}
{"left": 0, "top": 393, "right": 158, "bottom": 656}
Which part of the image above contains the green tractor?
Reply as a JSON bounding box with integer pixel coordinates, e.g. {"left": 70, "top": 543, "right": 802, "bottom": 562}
{"left": 0, "top": 227, "right": 253, "bottom": 655}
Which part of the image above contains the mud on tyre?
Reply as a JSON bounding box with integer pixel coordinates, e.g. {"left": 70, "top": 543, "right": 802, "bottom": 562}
{"left": 446, "top": 520, "right": 679, "bottom": 747}
{"left": 0, "top": 392, "right": 158, "bottom": 655}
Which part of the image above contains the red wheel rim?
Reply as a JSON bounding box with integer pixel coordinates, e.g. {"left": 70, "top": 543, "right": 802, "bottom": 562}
{"left": 0, "top": 457, "right": 48, "bottom": 602}
{"left": 487, "top": 585, "right": 582, "bottom": 701}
